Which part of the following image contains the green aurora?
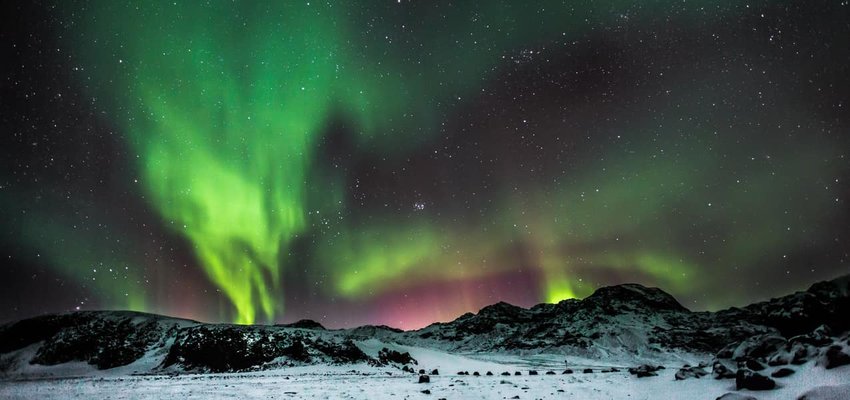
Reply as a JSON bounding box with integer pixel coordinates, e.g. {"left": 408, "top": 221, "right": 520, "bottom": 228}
{"left": 4, "top": 0, "right": 843, "bottom": 326}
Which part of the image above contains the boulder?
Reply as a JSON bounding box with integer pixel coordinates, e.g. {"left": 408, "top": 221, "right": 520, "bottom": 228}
{"left": 712, "top": 361, "right": 736, "bottom": 379}
{"left": 767, "top": 350, "right": 792, "bottom": 366}
{"left": 744, "top": 359, "right": 766, "bottom": 371}
{"left": 790, "top": 342, "right": 816, "bottom": 365}
{"left": 789, "top": 325, "right": 833, "bottom": 347}
{"left": 771, "top": 367, "right": 795, "bottom": 378}
{"left": 736, "top": 368, "right": 775, "bottom": 391}
{"left": 824, "top": 346, "right": 850, "bottom": 369}
{"left": 675, "top": 365, "right": 709, "bottom": 380}
{"left": 629, "top": 364, "right": 663, "bottom": 378}
{"left": 732, "top": 335, "right": 787, "bottom": 361}
{"left": 418, "top": 375, "right": 430, "bottom": 383}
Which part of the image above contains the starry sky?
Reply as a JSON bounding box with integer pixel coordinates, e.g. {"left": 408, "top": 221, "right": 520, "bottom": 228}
{"left": 1, "top": 0, "right": 848, "bottom": 329}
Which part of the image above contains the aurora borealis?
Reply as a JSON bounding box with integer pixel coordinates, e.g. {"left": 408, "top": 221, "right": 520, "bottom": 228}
{"left": 1, "top": 1, "right": 848, "bottom": 329}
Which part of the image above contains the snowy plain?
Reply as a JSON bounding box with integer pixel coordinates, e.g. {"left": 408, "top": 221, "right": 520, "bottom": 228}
{"left": 2, "top": 342, "right": 849, "bottom": 400}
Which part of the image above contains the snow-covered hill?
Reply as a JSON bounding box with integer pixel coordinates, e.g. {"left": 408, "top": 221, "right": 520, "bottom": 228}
{"left": 1, "top": 275, "right": 849, "bottom": 399}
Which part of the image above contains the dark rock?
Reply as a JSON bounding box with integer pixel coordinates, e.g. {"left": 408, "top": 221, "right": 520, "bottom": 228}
{"left": 155, "top": 327, "right": 375, "bottom": 373}
{"left": 21, "top": 313, "right": 169, "bottom": 370}
{"left": 419, "top": 369, "right": 426, "bottom": 374}
{"left": 378, "top": 348, "right": 417, "bottom": 366}
{"left": 486, "top": 371, "right": 493, "bottom": 375}
{"left": 585, "top": 283, "right": 689, "bottom": 312}
{"left": 716, "top": 343, "right": 736, "bottom": 359}
{"left": 628, "top": 364, "right": 662, "bottom": 378}
{"left": 545, "top": 371, "right": 556, "bottom": 375}
{"left": 501, "top": 371, "right": 510, "bottom": 376}
{"left": 431, "top": 369, "right": 439, "bottom": 375}
{"left": 824, "top": 345, "right": 850, "bottom": 369}
{"left": 790, "top": 342, "right": 815, "bottom": 365}
{"left": 528, "top": 370, "right": 538, "bottom": 375}
{"left": 421, "top": 389, "right": 431, "bottom": 394}
{"left": 562, "top": 369, "right": 573, "bottom": 374}
{"left": 712, "top": 361, "right": 736, "bottom": 380}
{"left": 675, "top": 365, "right": 709, "bottom": 380}
{"left": 767, "top": 350, "right": 792, "bottom": 366}
{"left": 583, "top": 368, "right": 594, "bottom": 374}
{"left": 731, "top": 335, "right": 786, "bottom": 361}
{"left": 418, "top": 374, "right": 430, "bottom": 383}
{"left": 280, "top": 319, "right": 325, "bottom": 330}
{"left": 472, "top": 371, "right": 480, "bottom": 376}
{"left": 744, "top": 359, "right": 766, "bottom": 371}
{"left": 770, "top": 367, "right": 795, "bottom": 378}
{"left": 789, "top": 325, "right": 833, "bottom": 347}
{"left": 514, "top": 371, "right": 521, "bottom": 375}
{"left": 736, "top": 369, "right": 776, "bottom": 391}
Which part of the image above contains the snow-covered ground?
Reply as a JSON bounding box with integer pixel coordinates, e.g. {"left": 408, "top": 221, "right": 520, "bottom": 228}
{"left": 2, "top": 349, "right": 848, "bottom": 400}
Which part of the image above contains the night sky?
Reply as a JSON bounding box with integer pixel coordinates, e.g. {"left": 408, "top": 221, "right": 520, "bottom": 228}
{"left": 1, "top": 1, "right": 848, "bottom": 329}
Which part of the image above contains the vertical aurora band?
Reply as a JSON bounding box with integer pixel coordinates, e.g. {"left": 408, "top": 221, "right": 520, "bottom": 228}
{"left": 69, "top": 3, "right": 354, "bottom": 323}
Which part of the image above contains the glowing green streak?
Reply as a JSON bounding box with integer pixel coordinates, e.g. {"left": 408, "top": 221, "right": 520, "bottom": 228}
{"left": 65, "top": 2, "right": 351, "bottom": 323}
{"left": 61, "top": 0, "right": 756, "bottom": 321}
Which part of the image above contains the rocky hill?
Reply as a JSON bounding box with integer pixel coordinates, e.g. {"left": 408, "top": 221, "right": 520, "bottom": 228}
{"left": 1, "top": 275, "right": 848, "bottom": 377}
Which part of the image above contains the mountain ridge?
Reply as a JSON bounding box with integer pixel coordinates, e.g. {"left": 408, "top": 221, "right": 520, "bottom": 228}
{"left": 1, "top": 274, "right": 848, "bottom": 376}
